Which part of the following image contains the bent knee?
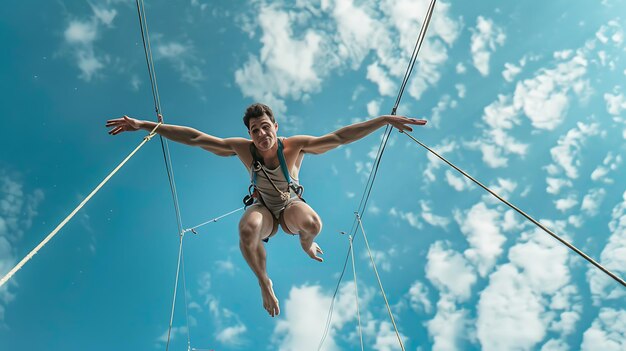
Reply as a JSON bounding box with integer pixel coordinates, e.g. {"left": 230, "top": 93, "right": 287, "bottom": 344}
{"left": 301, "top": 215, "right": 322, "bottom": 235}
{"left": 239, "top": 219, "right": 263, "bottom": 243}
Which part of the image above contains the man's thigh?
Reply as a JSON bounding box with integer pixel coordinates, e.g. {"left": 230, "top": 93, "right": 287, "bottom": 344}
{"left": 280, "top": 200, "right": 322, "bottom": 234}
{"left": 239, "top": 204, "right": 278, "bottom": 240}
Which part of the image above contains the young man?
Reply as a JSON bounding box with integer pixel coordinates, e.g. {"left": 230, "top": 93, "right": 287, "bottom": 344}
{"left": 106, "top": 103, "right": 427, "bottom": 317}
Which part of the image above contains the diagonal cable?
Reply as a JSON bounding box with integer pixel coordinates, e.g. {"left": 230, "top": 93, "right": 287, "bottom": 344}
{"left": 401, "top": 131, "right": 626, "bottom": 288}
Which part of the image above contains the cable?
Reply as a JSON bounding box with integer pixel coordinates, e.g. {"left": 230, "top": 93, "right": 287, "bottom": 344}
{"left": 401, "top": 131, "right": 626, "bottom": 288}
{"left": 319, "top": 1, "right": 438, "bottom": 347}
{"left": 134, "top": 1, "right": 191, "bottom": 350}
{"left": 349, "top": 235, "right": 365, "bottom": 351}
{"left": 356, "top": 214, "right": 405, "bottom": 351}
{"left": 183, "top": 207, "right": 246, "bottom": 234}
{"left": 0, "top": 125, "right": 162, "bottom": 288}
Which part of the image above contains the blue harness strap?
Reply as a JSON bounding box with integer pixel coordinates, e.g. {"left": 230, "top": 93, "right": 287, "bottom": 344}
{"left": 245, "top": 138, "right": 304, "bottom": 210}
{"left": 250, "top": 138, "right": 290, "bottom": 186}
{"left": 276, "top": 139, "right": 292, "bottom": 183}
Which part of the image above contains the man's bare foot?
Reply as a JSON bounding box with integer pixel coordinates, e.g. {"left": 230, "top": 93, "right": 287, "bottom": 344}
{"left": 259, "top": 278, "right": 280, "bottom": 317}
{"left": 301, "top": 237, "right": 324, "bottom": 262}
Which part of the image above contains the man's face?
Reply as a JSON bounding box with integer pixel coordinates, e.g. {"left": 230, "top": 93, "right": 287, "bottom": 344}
{"left": 248, "top": 114, "right": 278, "bottom": 151}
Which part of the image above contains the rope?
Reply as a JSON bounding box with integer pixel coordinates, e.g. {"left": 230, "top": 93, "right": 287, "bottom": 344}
{"left": 356, "top": 214, "right": 405, "bottom": 351}
{"left": 349, "top": 0, "right": 437, "bottom": 237}
{"left": 167, "top": 233, "right": 185, "bottom": 351}
{"left": 319, "top": 1, "right": 437, "bottom": 348}
{"left": 317, "top": 242, "right": 351, "bottom": 351}
{"left": 349, "top": 235, "right": 365, "bottom": 351}
{"left": 183, "top": 206, "right": 246, "bottom": 234}
{"left": 134, "top": 1, "right": 191, "bottom": 349}
{"left": 400, "top": 131, "right": 626, "bottom": 288}
{"left": 181, "top": 240, "right": 192, "bottom": 351}
{"left": 0, "top": 124, "right": 162, "bottom": 288}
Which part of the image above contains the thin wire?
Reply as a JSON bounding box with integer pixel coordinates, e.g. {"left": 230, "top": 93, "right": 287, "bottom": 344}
{"left": 181, "top": 242, "right": 192, "bottom": 351}
{"left": 356, "top": 214, "right": 405, "bottom": 351}
{"left": 321, "top": 1, "right": 438, "bottom": 347}
{"left": 391, "top": 0, "right": 437, "bottom": 115}
{"left": 166, "top": 233, "right": 185, "bottom": 351}
{"left": 349, "top": 0, "right": 438, "bottom": 237}
{"left": 0, "top": 125, "right": 162, "bottom": 288}
{"left": 183, "top": 207, "right": 246, "bottom": 234}
{"left": 317, "top": 242, "right": 352, "bottom": 351}
{"left": 349, "top": 235, "right": 364, "bottom": 351}
{"left": 401, "top": 131, "right": 626, "bottom": 288}
{"left": 134, "top": 2, "right": 191, "bottom": 350}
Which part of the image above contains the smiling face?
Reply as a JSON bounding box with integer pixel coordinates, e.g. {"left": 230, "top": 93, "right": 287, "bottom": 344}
{"left": 248, "top": 114, "right": 278, "bottom": 151}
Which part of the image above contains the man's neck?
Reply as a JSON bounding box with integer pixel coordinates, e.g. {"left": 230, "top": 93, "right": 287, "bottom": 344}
{"left": 257, "top": 143, "right": 279, "bottom": 164}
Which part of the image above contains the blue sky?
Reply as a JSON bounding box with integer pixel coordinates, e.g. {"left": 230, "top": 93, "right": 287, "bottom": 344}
{"left": 1, "top": 0, "right": 626, "bottom": 350}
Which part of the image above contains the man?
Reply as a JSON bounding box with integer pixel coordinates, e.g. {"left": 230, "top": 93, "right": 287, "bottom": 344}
{"left": 106, "top": 103, "right": 426, "bottom": 317}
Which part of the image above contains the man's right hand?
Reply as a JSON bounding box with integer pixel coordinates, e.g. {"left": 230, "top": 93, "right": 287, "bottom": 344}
{"left": 106, "top": 115, "right": 142, "bottom": 135}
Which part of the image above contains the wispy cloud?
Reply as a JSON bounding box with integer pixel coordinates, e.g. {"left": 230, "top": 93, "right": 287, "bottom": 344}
{"left": 470, "top": 16, "right": 506, "bottom": 76}
{"left": 0, "top": 171, "right": 44, "bottom": 324}
{"left": 234, "top": 0, "right": 461, "bottom": 119}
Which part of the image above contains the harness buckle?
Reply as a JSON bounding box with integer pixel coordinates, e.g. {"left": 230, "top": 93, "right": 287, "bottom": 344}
{"left": 243, "top": 184, "right": 256, "bottom": 207}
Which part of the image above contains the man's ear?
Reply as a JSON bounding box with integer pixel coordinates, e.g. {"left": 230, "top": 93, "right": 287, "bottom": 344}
{"left": 274, "top": 122, "right": 279, "bottom": 132}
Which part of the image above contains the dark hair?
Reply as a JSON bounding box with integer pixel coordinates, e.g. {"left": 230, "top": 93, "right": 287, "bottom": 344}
{"left": 243, "top": 103, "right": 275, "bottom": 129}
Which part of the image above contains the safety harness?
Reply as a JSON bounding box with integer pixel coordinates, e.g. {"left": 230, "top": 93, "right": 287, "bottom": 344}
{"left": 243, "top": 138, "right": 304, "bottom": 208}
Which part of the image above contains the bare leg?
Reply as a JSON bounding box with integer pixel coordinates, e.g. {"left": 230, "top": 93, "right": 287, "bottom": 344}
{"left": 239, "top": 205, "right": 280, "bottom": 317}
{"left": 282, "top": 201, "right": 324, "bottom": 262}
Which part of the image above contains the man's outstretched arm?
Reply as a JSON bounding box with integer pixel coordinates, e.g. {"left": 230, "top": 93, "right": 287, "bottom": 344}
{"left": 106, "top": 115, "right": 246, "bottom": 157}
{"left": 290, "top": 115, "right": 427, "bottom": 155}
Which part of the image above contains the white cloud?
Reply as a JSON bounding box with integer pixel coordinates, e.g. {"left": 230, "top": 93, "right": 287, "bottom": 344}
{"left": 364, "top": 247, "right": 397, "bottom": 272}
{"left": 467, "top": 95, "right": 528, "bottom": 168}
{"left": 157, "top": 326, "right": 188, "bottom": 343}
{"left": 426, "top": 241, "right": 476, "bottom": 301}
{"left": 546, "top": 177, "right": 573, "bottom": 195}
{"left": 587, "top": 191, "right": 626, "bottom": 303}
{"left": 470, "top": 16, "right": 506, "bottom": 76}
{"left": 455, "top": 84, "right": 466, "bottom": 98}
{"left": 581, "top": 308, "right": 626, "bottom": 351}
{"left": 481, "top": 178, "right": 517, "bottom": 205}
{"left": 604, "top": 92, "right": 626, "bottom": 115}
{"left": 513, "top": 51, "right": 588, "bottom": 130}
{"left": 456, "top": 62, "right": 466, "bottom": 74}
{"left": 64, "top": 20, "right": 98, "bottom": 45}
{"left": 430, "top": 95, "right": 456, "bottom": 128}
{"left": 420, "top": 201, "right": 450, "bottom": 229}
{"left": 216, "top": 323, "right": 247, "bottom": 346}
{"left": 373, "top": 320, "right": 407, "bottom": 351}
{"left": 541, "top": 339, "right": 569, "bottom": 351}
{"left": 455, "top": 202, "right": 506, "bottom": 277}
{"left": 591, "top": 152, "right": 622, "bottom": 183}
{"left": 547, "top": 122, "right": 600, "bottom": 179}
{"left": 406, "top": 281, "right": 432, "bottom": 314}
{"left": 595, "top": 20, "right": 624, "bottom": 46}
{"left": 444, "top": 170, "right": 471, "bottom": 191}
{"left": 367, "top": 99, "right": 382, "bottom": 116}
{"left": 389, "top": 208, "right": 422, "bottom": 229}
{"left": 91, "top": 5, "right": 117, "bottom": 27}
{"left": 477, "top": 227, "right": 575, "bottom": 351}
{"left": 483, "top": 94, "right": 521, "bottom": 129}
{"left": 215, "top": 259, "right": 236, "bottom": 275}
{"left": 367, "top": 62, "right": 397, "bottom": 96}
{"left": 502, "top": 56, "right": 528, "bottom": 82}
{"left": 426, "top": 294, "right": 471, "bottom": 351}
{"left": 554, "top": 194, "right": 578, "bottom": 212}
{"left": 272, "top": 283, "right": 369, "bottom": 351}
{"left": 423, "top": 139, "right": 457, "bottom": 182}
{"left": 235, "top": 0, "right": 461, "bottom": 117}
{"left": 0, "top": 171, "right": 44, "bottom": 323}
{"left": 63, "top": 3, "right": 123, "bottom": 81}
{"left": 581, "top": 188, "right": 606, "bottom": 216}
